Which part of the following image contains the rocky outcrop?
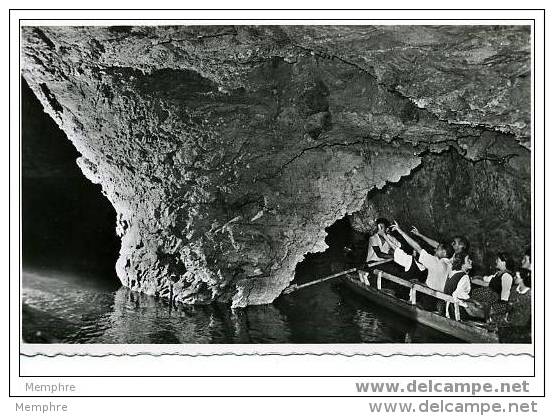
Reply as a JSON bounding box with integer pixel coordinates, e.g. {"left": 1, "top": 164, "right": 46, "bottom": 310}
{"left": 20, "top": 26, "right": 531, "bottom": 306}
{"left": 350, "top": 142, "right": 531, "bottom": 272}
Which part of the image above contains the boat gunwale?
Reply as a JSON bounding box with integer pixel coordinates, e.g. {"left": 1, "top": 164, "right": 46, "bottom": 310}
{"left": 343, "top": 270, "right": 499, "bottom": 343}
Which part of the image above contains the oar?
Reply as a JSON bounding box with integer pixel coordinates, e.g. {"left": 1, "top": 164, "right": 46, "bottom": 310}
{"left": 282, "top": 258, "right": 392, "bottom": 295}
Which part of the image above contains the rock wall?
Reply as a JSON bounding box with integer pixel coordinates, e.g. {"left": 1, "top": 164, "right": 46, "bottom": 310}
{"left": 349, "top": 140, "right": 531, "bottom": 272}
{"left": 20, "top": 25, "right": 530, "bottom": 306}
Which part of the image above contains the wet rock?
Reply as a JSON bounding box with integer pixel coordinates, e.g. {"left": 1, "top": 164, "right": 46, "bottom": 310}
{"left": 20, "top": 26, "right": 530, "bottom": 306}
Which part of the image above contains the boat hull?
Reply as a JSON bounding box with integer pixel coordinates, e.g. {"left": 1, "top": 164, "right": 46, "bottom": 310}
{"left": 342, "top": 274, "right": 498, "bottom": 343}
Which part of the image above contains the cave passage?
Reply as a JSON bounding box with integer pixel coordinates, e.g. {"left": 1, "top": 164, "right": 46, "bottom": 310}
{"left": 293, "top": 141, "right": 531, "bottom": 288}
{"left": 21, "top": 78, "right": 121, "bottom": 285}
{"left": 292, "top": 217, "right": 367, "bottom": 286}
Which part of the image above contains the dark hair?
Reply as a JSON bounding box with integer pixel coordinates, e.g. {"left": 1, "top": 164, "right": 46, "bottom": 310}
{"left": 438, "top": 242, "right": 454, "bottom": 258}
{"left": 453, "top": 235, "right": 470, "bottom": 251}
{"left": 375, "top": 217, "right": 391, "bottom": 229}
{"left": 521, "top": 269, "right": 532, "bottom": 288}
{"left": 451, "top": 252, "right": 470, "bottom": 271}
{"left": 497, "top": 252, "right": 515, "bottom": 272}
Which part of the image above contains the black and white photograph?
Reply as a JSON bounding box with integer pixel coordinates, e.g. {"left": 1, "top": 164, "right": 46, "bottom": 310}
{"left": 19, "top": 23, "right": 534, "bottom": 347}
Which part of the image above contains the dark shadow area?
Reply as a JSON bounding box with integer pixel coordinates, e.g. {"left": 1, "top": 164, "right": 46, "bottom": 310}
{"left": 291, "top": 216, "right": 414, "bottom": 286}
{"left": 292, "top": 217, "right": 365, "bottom": 285}
{"left": 275, "top": 217, "right": 457, "bottom": 343}
{"left": 21, "top": 77, "right": 120, "bottom": 283}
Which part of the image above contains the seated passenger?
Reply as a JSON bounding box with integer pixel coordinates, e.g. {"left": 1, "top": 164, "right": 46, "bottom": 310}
{"left": 491, "top": 248, "right": 532, "bottom": 342}
{"left": 444, "top": 253, "right": 473, "bottom": 319}
{"left": 471, "top": 252, "right": 514, "bottom": 319}
{"left": 497, "top": 251, "right": 533, "bottom": 343}
{"left": 519, "top": 246, "right": 532, "bottom": 290}
{"left": 358, "top": 217, "right": 400, "bottom": 285}
{"left": 366, "top": 218, "right": 400, "bottom": 262}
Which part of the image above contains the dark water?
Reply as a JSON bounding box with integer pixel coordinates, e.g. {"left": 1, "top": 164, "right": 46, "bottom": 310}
{"left": 22, "top": 269, "right": 458, "bottom": 344}
{"left": 21, "top": 77, "right": 458, "bottom": 344}
{"left": 21, "top": 225, "right": 458, "bottom": 344}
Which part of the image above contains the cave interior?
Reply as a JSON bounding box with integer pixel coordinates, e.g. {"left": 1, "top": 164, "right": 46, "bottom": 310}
{"left": 20, "top": 25, "right": 531, "bottom": 307}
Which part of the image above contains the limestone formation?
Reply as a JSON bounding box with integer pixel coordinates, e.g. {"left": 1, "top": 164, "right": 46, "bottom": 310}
{"left": 20, "top": 25, "right": 531, "bottom": 306}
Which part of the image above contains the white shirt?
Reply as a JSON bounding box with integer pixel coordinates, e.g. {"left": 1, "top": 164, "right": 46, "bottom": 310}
{"left": 419, "top": 249, "right": 450, "bottom": 292}
{"left": 366, "top": 233, "right": 399, "bottom": 262}
{"left": 393, "top": 247, "right": 425, "bottom": 272}
{"left": 445, "top": 271, "right": 471, "bottom": 318}
{"left": 450, "top": 271, "right": 471, "bottom": 301}
{"left": 483, "top": 272, "right": 513, "bottom": 301}
{"left": 444, "top": 257, "right": 453, "bottom": 277}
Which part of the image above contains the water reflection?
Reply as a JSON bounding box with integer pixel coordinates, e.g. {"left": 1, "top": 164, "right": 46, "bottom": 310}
{"left": 22, "top": 268, "right": 457, "bottom": 344}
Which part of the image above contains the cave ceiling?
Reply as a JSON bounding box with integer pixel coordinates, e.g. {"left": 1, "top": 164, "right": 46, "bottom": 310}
{"left": 21, "top": 25, "right": 531, "bottom": 306}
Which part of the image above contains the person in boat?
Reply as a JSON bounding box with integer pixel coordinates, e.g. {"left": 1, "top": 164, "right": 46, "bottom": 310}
{"left": 388, "top": 221, "right": 453, "bottom": 293}
{"left": 470, "top": 252, "right": 514, "bottom": 320}
{"left": 519, "top": 246, "right": 532, "bottom": 291}
{"left": 366, "top": 218, "right": 400, "bottom": 261}
{"left": 444, "top": 252, "right": 475, "bottom": 319}
{"left": 410, "top": 227, "right": 470, "bottom": 261}
{"left": 358, "top": 217, "right": 401, "bottom": 285}
{"left": 380, "top": 231, "right": 428, "bottom": 284}
{"left": 490, "top": 251, "right": 532, "bottom": 343}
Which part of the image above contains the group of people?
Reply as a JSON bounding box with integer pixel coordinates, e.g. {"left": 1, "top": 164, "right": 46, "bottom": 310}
{"left": 359, "top": 218, "right": 532, "bottom": 343}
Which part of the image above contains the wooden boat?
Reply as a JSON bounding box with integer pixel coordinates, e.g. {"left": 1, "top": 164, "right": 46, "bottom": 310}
{"left": 342, "top": 269, "right": 499, "bottom": 343}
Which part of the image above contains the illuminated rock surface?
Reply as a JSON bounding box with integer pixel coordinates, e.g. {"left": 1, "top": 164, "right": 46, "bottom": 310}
{"left": 21, "top": 26, "right": 531, "bottom": 306}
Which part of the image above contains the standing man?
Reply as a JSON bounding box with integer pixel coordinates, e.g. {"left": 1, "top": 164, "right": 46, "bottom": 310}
{"left": 390, "top": 221, "right": 453, "bottom": 292}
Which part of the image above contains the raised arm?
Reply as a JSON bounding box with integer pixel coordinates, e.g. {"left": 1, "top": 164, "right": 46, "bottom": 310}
{"left": 380, "top": 233, "right": 400, "bottom": 251}
{"left": 410, "top": 226, "right": 439, "bottom": 249}
{"left": 392, "top": 222, "right": 423, "bottom": 254}
{"left": 372, "top": 246, "right": 393, "bottom": 260}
